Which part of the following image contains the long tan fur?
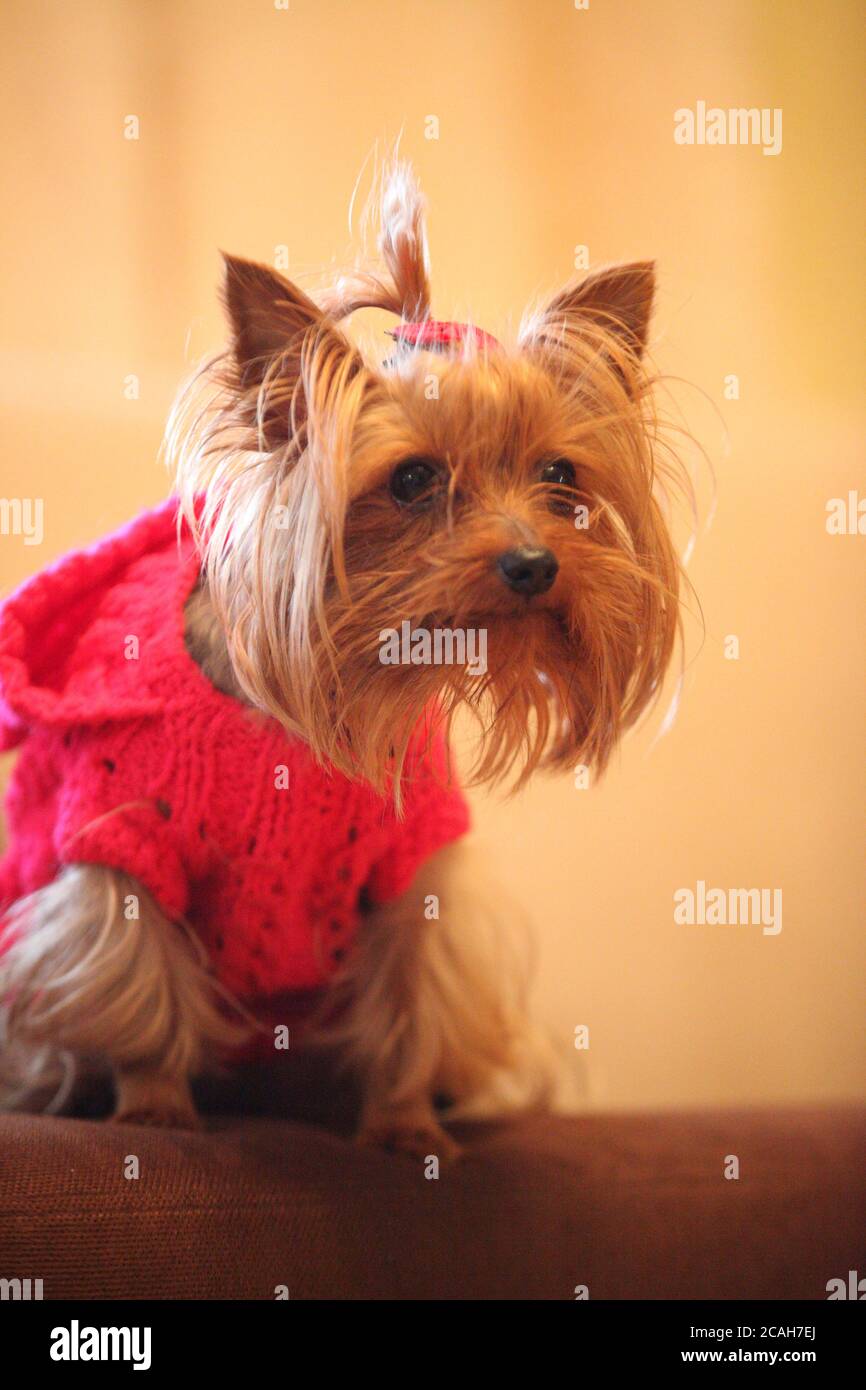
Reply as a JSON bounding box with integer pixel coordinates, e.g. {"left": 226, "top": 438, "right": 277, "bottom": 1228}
{"left": 308, "top": 841, "right": 554, "bottom": 1152}
{"left": 168, "top": 162, "right": 686, "bottom": 801}
{"left": 0, "top": 864, "right": 246, "bottom": 1117}
{"left": 2, "top": 161, "right": 688, "bottom": 1149}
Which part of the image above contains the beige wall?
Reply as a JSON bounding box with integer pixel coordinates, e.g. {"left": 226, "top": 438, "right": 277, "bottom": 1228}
{"left": 1, "top": 0, "right": 863, "bottom": 1108}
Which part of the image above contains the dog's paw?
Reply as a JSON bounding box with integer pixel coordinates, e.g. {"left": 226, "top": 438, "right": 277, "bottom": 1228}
{"left": 113, "top": 1070, "right": 200, "bottom": 1130}
{"left": 358, "top": 1115, "right": 462, "bottom": 1164}
{"left": 111, "top": 1106, "right": 202, "bottom": 1131}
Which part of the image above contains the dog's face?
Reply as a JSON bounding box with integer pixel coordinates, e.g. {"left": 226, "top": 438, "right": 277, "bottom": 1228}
{"left": 173, "top": 174, "right": 682, "bottom": 794}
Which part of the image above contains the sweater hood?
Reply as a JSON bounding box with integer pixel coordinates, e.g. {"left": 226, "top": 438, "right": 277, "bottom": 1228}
{"left": 0, "top": 499, "right": 189, "bottom": 751}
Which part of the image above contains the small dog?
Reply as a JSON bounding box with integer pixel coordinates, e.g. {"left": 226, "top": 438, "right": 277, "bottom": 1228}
{"left": 0, "top": 165, "right": 682, "bottom": 1157}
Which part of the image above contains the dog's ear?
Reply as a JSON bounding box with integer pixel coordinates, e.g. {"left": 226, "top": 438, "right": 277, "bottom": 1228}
{"left": 222, "top": 253, "right": 328, "bottom": 386}
{"left": 541, "top": 261, "right": 655, "bottom": 357}
{"left": 221, "top": 253, "right": 363, "bottom": 445}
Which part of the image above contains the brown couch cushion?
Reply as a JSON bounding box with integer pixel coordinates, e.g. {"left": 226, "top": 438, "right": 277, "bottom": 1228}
{"left": 0, "top": 1100, "right": 862, "bottom": 1299}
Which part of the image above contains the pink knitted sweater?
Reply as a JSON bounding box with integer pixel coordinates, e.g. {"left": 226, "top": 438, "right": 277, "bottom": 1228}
{"left": 0, "top": 500, "right": 470, "bottom": 1000}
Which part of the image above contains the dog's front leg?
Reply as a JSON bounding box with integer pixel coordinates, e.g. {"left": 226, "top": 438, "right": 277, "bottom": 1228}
{"left": 350, "top": 875, "right": 464, "bottom": 1162}
{"left": 113, "top": 1068, "right": 200, "bottom": 1130}
{"left": 318, "top": 841, "right": 535, "bottom": 1163}
{"left": 358, "top": 1085, "right": 461, "bottom": 1163}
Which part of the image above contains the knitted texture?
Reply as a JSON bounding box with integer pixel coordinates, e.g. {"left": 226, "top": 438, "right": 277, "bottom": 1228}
{"left": 0, "top": 500, "right": 470, "bottom": 998}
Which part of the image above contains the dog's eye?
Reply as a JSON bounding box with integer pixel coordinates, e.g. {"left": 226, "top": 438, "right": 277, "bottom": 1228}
{"left": 389, "top": 457, "right": 441, "bottom": 507}
{"left": 540, "top": 459, "right": 576, "bottom": 489}
{"left": 540, "top": 458, "right": 576, "bottom": 515}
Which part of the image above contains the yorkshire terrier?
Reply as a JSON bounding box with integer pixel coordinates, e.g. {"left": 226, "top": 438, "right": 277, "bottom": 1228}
{"left": 0, "top": 165, "right": 682, "bottom": 1158}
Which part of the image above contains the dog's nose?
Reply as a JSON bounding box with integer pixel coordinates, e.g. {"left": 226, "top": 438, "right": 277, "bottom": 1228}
{"left": 496, "top": 545, "right": 559, "bottom": 596}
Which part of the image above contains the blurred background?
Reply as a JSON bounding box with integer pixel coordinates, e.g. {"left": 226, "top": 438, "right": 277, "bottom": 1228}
{"left": 0, "top": 0, "right": 863, "bottom": 1110}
